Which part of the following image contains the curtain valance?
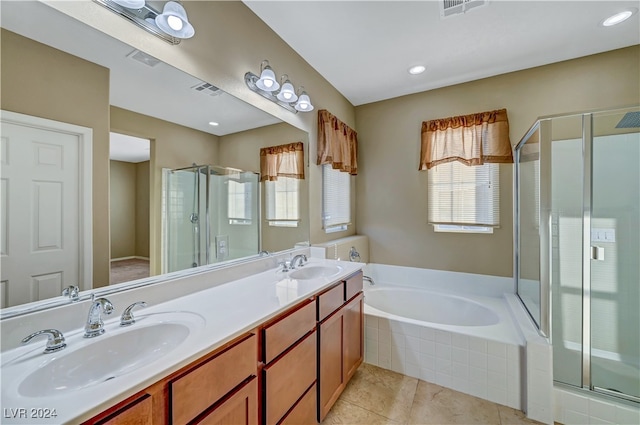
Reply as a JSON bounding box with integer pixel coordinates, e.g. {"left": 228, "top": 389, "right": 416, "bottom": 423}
{"left": 419, "top": 108, "right": 513, "bottom": 170}
{"left": 260, "top": 141, "right": 305, "bottom": 182}
{"left": 317, "top": 109, "right": 358, "bottom": 175}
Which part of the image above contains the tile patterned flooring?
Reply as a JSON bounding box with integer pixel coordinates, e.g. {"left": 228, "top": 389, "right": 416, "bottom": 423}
{"left": 322, "top": 363, "right": 543, "bottom": 425}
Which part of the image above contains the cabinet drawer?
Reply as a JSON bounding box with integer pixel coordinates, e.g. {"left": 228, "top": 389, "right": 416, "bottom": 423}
{"left": 264, "top": 331, "right": 317, "bottom": 425}
{"left": 317, "top": 283, "right": 344, "bottom": 321}
{"left": 197, "top": 377, "right": 258, "bottom": 425}
{"left": 171, "top": 334, "right": 257, "bottom": 425}
{"left": 279, "top": 383, "right": 317, "bottom": 425}
{"left": 345, "top": 272, "right": 363, "bottom": 301}
{"left": 264, "top": 300, "right": 316, "bottom": 363}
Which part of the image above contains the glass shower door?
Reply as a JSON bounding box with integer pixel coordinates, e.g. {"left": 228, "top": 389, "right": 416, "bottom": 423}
{"left": 590, "top": 108, "right": 640, "bottom": 400}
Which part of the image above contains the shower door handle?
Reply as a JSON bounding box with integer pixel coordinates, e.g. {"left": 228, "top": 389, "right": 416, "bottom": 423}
{"left": 590, "top": 246, "right": 605, "bottom": 261}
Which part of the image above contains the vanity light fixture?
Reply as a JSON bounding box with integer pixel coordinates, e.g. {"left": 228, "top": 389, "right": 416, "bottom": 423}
{"left": 276, "top": 75, "right": 298, "bottom": 103}
{"left": 245, "top": 60, "right": 314, "bottom": 114}
{"left": 93, "top": 0, "right": 195, "bottom": 44}
{"left": 601, "top": 8, "right": 636, "bottom": 26}
{"left": 155, "top": 1, "right": 195, "bottom": 39}
{"left": 255, "top": 61, "right": 280, "bottom": 92}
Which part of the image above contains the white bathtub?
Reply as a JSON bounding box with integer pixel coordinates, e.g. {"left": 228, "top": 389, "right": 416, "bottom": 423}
{"left": 362, "top": 264, "right": 526, "bottom": 410}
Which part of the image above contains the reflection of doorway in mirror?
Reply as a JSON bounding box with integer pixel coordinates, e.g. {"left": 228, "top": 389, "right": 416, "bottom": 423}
{"left": 0, "top": 111, "right": 93, "bottom": 308}
{"left": 109, "top": 133, "right": 151, "bottom": 284}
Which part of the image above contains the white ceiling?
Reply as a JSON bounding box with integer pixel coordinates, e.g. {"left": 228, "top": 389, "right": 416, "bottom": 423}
{"left": 245, "top": 0, "right": 640, "bottom": 106}
{"left": 110, "top": 132, "right": 150, "bottom": 162}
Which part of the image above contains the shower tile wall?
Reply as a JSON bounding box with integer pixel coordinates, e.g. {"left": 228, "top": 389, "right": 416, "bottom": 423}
{"left": 364, "top": 315, "right": 522, "bottom": 410}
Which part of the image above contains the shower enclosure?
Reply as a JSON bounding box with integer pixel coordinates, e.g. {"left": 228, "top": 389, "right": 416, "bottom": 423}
{"left": 162, "top": 164, "right": 260, "bottom": 274}
{"left": 515, "top": 106, "right": 640, "bottom": 403}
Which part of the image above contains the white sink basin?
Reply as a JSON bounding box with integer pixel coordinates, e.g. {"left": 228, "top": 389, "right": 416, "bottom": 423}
{"left": 16, "top": 312, "right": 204, "bottom": 397}
{"left": 289, "top": 265, "right": 342, "bottom": 280}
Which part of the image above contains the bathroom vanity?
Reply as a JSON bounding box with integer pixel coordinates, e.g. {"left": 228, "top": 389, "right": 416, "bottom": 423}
{"left": 0, "top": 258, "right": 363, "bottom": 425}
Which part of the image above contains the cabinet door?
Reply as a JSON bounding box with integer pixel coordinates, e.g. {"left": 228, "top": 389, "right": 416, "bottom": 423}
{"left": 198, "top": 378, "right": 258, "bottom": 425}
{"left": 343, "top": 293, "right": 364, "bottom": 382}
{"left": 97, "top": 393, "right": 153, "bottom": 425}
{"left": 318, "top": 310, "right": 344, "bottom": 421}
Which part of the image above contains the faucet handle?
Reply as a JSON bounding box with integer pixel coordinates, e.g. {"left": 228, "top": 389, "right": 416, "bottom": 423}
{"left": 278, "top": 261, "right": 291, "bottom": 272}
{"left": 120, "top": 301, "right": 148, "bottom": 327}
{"left": 22, "top": 329, "right": 66, "bottom": 354}
{"left": 62, "top": 285, "right": 80, "bottom": 302}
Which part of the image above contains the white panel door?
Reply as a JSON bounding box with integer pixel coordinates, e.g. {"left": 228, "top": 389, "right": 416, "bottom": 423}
{"left": 1, "top": 121, "right": 81, "bottom": 307}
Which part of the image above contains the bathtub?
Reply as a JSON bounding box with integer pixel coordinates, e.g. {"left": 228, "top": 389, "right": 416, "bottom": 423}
{"left": 362, "top": 264, "right": 526, "bottom": 410}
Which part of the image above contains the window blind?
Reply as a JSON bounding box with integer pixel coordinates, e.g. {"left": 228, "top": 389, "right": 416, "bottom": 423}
{"left": 322, "top": 164, "right": 350, "bottom": 229}
{"left": 265, "top": 177, "right": 299, "bottom": 226}
{"left": 428, "top": 161, "right": 500, "bottom": 226}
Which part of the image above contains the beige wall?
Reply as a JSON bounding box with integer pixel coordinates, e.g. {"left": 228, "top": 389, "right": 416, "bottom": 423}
{"left": 136, "top": 161, "right": 150, "bottom": 258}
{"left": 109, "top": 160, "right": 150, "bottom": 260}
{"left": 218, "top": 122, "right": 311, "bottom": 252}
{"left": 45, "top": 0, "right": 358, "bottom": 247}
{"left": 0, "top": 28, "right": 111, "bottom": 287}
{"left": 110, "top": 106, "right": 219, "bottom": 275}
{"left": 355, "top": 46, "right": 640, "bottom": 277}
{"left": 110, "top": 160, "right": 137, "bottom": 259}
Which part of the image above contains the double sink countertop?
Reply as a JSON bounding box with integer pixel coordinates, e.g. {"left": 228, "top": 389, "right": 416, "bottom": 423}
{"left": 0, "top": 258, "right": 364, "bottom": 424}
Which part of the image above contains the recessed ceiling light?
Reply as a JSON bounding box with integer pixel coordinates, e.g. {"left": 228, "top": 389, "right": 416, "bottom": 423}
{"left": 408, "top": 65, "right": 426, "bottom": 75}
{"left": 601, "top": 9, "right": 636, "bottom": 27}
{"left": 209, "top": 122, "right": 219, "bottom": 126}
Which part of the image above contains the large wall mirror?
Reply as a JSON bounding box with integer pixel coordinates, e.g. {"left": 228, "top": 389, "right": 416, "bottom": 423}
{"left": 0, "top": 1, "right": 310, "bottom": 313}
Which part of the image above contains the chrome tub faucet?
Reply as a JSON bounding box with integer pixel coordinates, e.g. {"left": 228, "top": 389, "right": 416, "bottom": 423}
{"left": 84, "top": 297, "right": 114, "bottom": 338}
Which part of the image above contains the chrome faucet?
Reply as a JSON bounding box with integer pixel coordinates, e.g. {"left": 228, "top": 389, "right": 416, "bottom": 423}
{"left": 120, "top": 301, "right": 147, "bottom": 326}
{"left": 22, "top": 329, "right": 67, "bottom": 354}
{"left": 290, "top": 254, "right": 307, "bottom": 269}
{"left": 62, "top": 285, "right": 80, "bottom": 302}
{"left": 84, "top": 297, "right": 114, "bottom": 338}
{"left": 363, "top": 275, "right": 375, "bottom": 286}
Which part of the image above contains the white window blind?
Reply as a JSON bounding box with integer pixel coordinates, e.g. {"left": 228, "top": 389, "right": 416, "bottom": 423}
{"left": 322, "top": 164, "right": 350, "bottom": 230}
{"left": 428, "top": 161, "right": 499, "bottom": 227}
{"left": 228, "top": 180, "right": 252, "bottom": 224}
{"left": 265, "top": 177, "right": 299, "bottom": 227}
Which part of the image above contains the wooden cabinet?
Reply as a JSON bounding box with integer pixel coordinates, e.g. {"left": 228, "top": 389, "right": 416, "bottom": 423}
{"left": 262, "top": 300, "right": 318, "bottom": 425}
{"left": 197, "top": 378, "right": 258, "bottom": 425}
{"left": 171, "top": 333, "right": 257, "bottom": 424}
{"left": 280, "top": 383, "right": 317, "bottom": 425}
{"left": 317, "top": 272, "right": 364, "bottom": 422}
{"left": 92, "top": 393, "right": 153, "bottom": 425}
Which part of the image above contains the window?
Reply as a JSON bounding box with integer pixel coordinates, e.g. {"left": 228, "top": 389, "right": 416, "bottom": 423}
{"left": 228, "top": 180, "right": 252, "bottom": 225}
{"left": 322, "top": 164, "right": 350, "bottom": 232}
{"left": 428, "top": 161, "right": 499, "bottom": 233}
{"left": 265, "top": 177, "right": 299, "bottom": 227}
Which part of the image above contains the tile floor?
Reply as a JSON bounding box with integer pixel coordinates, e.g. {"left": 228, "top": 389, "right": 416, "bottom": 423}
{"left": 322, "top": 363, "right": 543, "bottom": 425}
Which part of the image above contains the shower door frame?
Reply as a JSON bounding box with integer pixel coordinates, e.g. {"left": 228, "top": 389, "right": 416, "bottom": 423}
{"left": 515, "top": 107, "right": 640, "bottom": 404}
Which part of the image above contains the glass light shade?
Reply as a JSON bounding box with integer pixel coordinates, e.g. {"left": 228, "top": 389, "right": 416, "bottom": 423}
{"left": 155, "top": 1, "right": 195, "bottom": 39}
{"left": 276, "top": 81, "right": 298, "bottom": 103}
{"left": 295, "top": 92, "right": 314, "bottom": 112}
{"left": 113, "top": 0, "right": 146, "bottom": 8}
{"left": 256, "top": 66, "right": 280, "bottom": 92}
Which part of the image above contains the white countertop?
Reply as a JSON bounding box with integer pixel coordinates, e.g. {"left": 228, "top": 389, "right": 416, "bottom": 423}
{"left": 0, "top": 258, "right": 364, "bottom": 424}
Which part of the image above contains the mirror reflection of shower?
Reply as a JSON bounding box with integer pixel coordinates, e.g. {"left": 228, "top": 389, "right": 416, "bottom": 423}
{"left": 162, "top": 164, "right": 260, "bottom": 274}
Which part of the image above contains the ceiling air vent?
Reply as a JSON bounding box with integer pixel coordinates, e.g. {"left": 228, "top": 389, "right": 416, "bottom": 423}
{"left": 191, "top": 82, "right": 223, "bottom": 97}
{"left": 440, "top": 0, "right": 488, "bottom": 19}
{"left": 616, "top": 111, "right": 640, "bottom": 128}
